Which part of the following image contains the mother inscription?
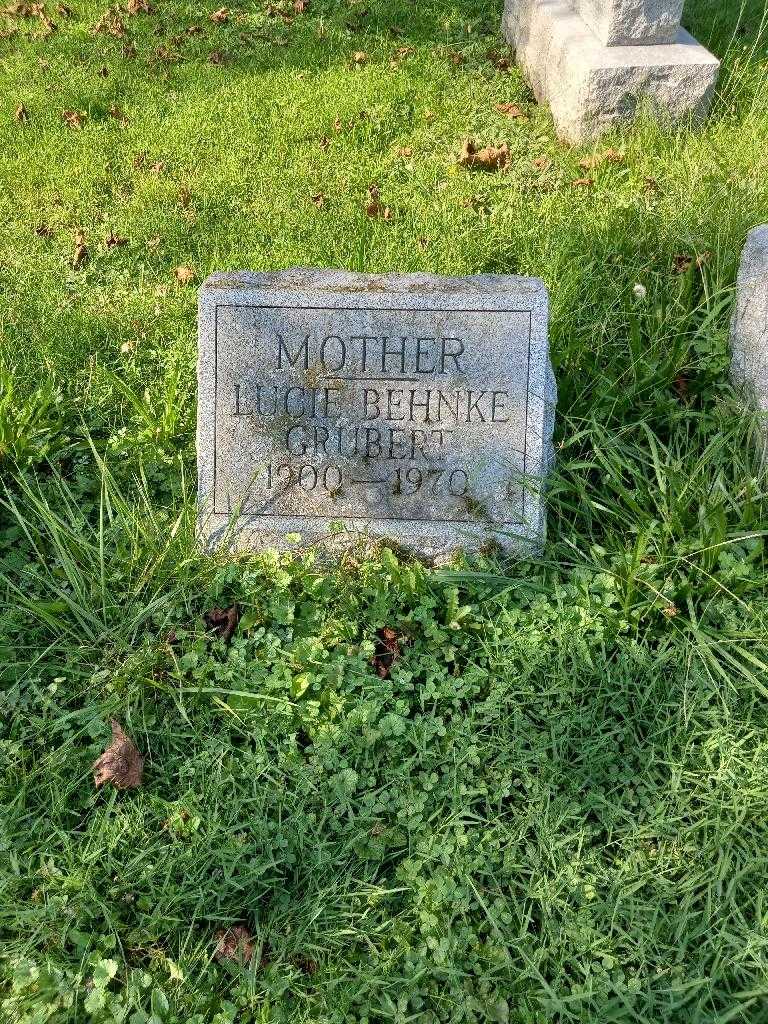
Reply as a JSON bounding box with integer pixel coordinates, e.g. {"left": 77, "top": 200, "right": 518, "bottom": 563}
{"left": 197, "top": 269, "right": 556, "bottom": 557}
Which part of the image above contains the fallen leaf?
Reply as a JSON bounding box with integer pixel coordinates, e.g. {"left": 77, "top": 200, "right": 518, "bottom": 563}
{"left": 178, "top": 186, "right": 192, "bottom": 208}
{"left": 672, "top": 254, "right": 693, "bottom": 274}
{"left": 372, "top": 626, "right": 400, "bottom": 679}
{"left": 332, "top": 117, "right": 342, "bottom": 132}
{"left": 293, "top": 0, "right": 308, "bottom": 11}
{"left": 98, "top": 64, "right": 109, "bottom": 76}
{"left": 174, "top": 264, "right": 195, "bottom": 284}
{"left": 662, "top": 604, "right": 678, "bottom": 618}
{"left": 209, "top": 49, "right": 226, "bottom": 64}
{"left": 310, "top": 192, "right": 325, "bottom": 208}
{"left": 125, "top": 0, "right": 151, "bottom": 13}
{"left": 672, "top": 373, "right": 690, "bottom": 402}
{"left": 571, "top": 177, "right": 593, "bottom": 187}
{"left": 365, "top": 185, "right": 391, "bottom": 220}
{"left": 446, "top": 49, "right": 464, "bottom": 65}
{"left": 318, "top": 135, "right": 330, "bottom": 150}
{"left": 63, "top": 109, "right": 85, "bottom": 128}
{"left": 105, "top": 229, "right": 127, "bottom": 248}
{"left": 146, "top": 235, "right": 161, "bottom": 249}
{"left": 485, "top": 49, "right": 510, "bottom": 70}
{"left": 458, "top": 139, "right": 509, "bottom": 171}
{"left": 149, "top": 159, "right": 165, "bottom": 173}
{"left": 93, "top": 720, "right": 144, "bottom": 790}
{"left": 495, "top": 102, "right": 525, "bottom": 119}
{"left": 352, "top": 50, "right": 366, "bottom": 64}
{"left": 35, "top": 223, "right": 53, "bottom": 236}
{"left": 417, "top": 236, "right": 429, "bottom": 249}
{"left": 108, "top": 103, "right": 127, "bottom": 121}
{"left": 214, "top": 926, "right": 255, "bottom": 963}
{"left": 14, "top": 103, "right": 29, "bottom": 122}
{"left": 395, "top": 145, "right": 412, "bottom": 157}
{"left": 204, "top": 604, "right": 239, "bottom": 641}
{"left": 72, "top": 229, "right": 89, "bottom": 268}
{"left": 57, "top": 3, "right": 71, "bottom": 15}
{"left": 122, "top": 40, "right": 137, "bottom": 57}
{"left": 532, "top": 156, "right": 551, "bottom": 171}
{"left": 93, "top": 9, "right": 126, "bottom": 36}
{"left": 579, "top": 147, "right": 623, "bottom": 170}
{"left": 209, "top": 5, "right": 228, "bottom": 22}
{"left": 643, "top": 176, "right": 658, "bottom": 192}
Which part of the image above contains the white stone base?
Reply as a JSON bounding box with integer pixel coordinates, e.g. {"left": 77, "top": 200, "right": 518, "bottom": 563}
{"left": 502, "top": 0, "right": 720, "bottom": 143}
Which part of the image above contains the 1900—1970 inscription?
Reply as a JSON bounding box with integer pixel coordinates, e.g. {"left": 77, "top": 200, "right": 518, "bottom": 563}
{"left": 197, "top": 269, "right": 556, "bottom": 557}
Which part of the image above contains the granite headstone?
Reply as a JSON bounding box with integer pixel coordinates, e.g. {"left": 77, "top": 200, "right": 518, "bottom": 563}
{"left": 198, "top": 269, "right": 556, "bottom": 558}
{"left": 730, "top": 226, "right": 768, "bottom": 442}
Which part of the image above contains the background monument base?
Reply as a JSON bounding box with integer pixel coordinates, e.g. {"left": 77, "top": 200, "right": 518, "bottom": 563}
{"left": 502, "top": 0, "right": 720, "bottom": 143}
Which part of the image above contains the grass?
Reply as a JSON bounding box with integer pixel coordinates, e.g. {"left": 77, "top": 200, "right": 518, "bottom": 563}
{"left": 2, "top": 0, "right": 768, "bottom": 1020}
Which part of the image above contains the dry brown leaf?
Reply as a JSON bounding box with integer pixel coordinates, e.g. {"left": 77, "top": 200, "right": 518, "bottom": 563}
{"left": 365, "top": 185, "right": 391, "bottom": 220}
{"left": 72, "top": 229, "right": 88, "bottom": 268}
{"left": 662, "top": 604, "right": 679, "bottom": 618}
{"left": 204, "top": 604, "right": 240, "bottom": 641}
{"left": 209, "top": 49, "right": 226, "bottom": 64}
{"left": 14, "top": 103, "right": 29, "bottom": 122}
{"left": 318, "top": 135, "right": 330, "bottom": 150}
{"left": 93, "top": 9, "right": 126, "bottom": 36}
{"left": 214, "top": 926, "right": 255, "bottom": 963}
{"left": 458, "top": 139, "right": 509, "bottom": 171}
{"left": 672, "top": 373, "right": 691, "bottom": 403}
{"left": 372, "top": 626, "right": 400, "bottom": 679}
{"left": 174, "top": 264, "right": 195, "bottom": 284}
{"left": 125, "top": 0, "right": 152, "bottom": 13}
{"left": 209, "top": 5, "right": 228, "bottom": 21}
{"left": 62, "top": 109, "right": 85, "bottom": 128}
{"left": 310, "top": 192, "right": 325, "bottom": 208}
{"left": 293, "top": 0, "right": 308, "bottom": 11}
{"left": 98, "top": 64, "right": 109, "bottom": 76}
{"left": 146, "top": 234, "right": 161, "bottom": 249}
{"left": 178, "top": 186, "right": 192, "bottom": 208}
{"left": 105, "top": 229, "right": 127, "bottom": 248}
{"left": 352, "top": 50, "right": 366, "bottom": 64}
{"left": 395, "top": 145, "right": 412, "bottom": 157}
{"left": 485, "top": 49, "right": 510, "bottom": 70}
{"left": 672, "top": 253, "right": 693, "bottom": 274}
{"left": 495, "top": 102, "right": 525, "bottom": 119}
{"left": 149, "top": 159, "right": 165, "bottom": 173}
{"left": 579, "top": 147, "right": 623, "bottom": 171}
{"left": 93, "top": 720, "right": 144, "bottom": 790}
{"left": 446, "top": 49, "right": 464, "bottom": 65}
{"left": 57, "top": 3, "right": 71, "bottom": 15}
{"left": 571, "top": 176, "right": 594, "bottom": 187}
{"left": 108, "top": 103, "right": 127, "bottom": 121}
{"left": 532, "top": 156, "right": 551, "bottom": 171}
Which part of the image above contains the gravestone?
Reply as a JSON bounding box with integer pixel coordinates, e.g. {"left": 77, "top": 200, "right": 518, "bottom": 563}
{"left": 575, "top": 0, "right": 684, "bottom": 46}
{"left": 730, "top": 226, "right": 768, "bottom": 441}
{"left": 197, "top": 269, "right": 556, "bottom": 558}
{"left": 502, "top": 0, "right": 719, "bottom": 142}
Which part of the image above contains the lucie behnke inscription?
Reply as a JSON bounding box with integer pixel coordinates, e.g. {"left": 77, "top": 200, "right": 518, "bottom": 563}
{"left": 197, "top": 269, "right": 556, "bottom": 557}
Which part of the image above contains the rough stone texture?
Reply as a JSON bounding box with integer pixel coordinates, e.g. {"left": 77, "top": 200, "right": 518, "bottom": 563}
{"left": 198, "top": 269, "right": 556, "bottom": 559}
{"left": 730, "top": 227, "right": 768, "bottom": 430}
{"left": 575, "top": 0, "right": 684, "bottom": 47}
{"left": 502, "top": 0, "right": 720, "bottom": 142}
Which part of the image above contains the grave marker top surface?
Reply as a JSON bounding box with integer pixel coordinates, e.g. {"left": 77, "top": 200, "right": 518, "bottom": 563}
{"left": 197, "top": 269, "right": 556, "bottom": 558}
{"left": 575, "top": 0, "right": 684, "bottom": 46}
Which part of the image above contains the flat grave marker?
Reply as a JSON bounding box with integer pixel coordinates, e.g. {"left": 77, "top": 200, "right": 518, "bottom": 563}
{"left": 198, "top": 269, "right": 556, "bottom": 558}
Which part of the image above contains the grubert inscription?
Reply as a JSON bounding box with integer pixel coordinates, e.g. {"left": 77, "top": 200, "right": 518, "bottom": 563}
{"left": 197, "top": 269, "right": 556, "bottom": 557}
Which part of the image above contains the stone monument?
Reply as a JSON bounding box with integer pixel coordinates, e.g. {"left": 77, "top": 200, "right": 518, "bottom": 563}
{"left": 730, "top": 226, "right": 768, "bottom": 444}
{"left": 501, "top": 0, "right": 720, "bottom": 142}
{"left": 197, "top": 269, "right": 556, "bottom": 558}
